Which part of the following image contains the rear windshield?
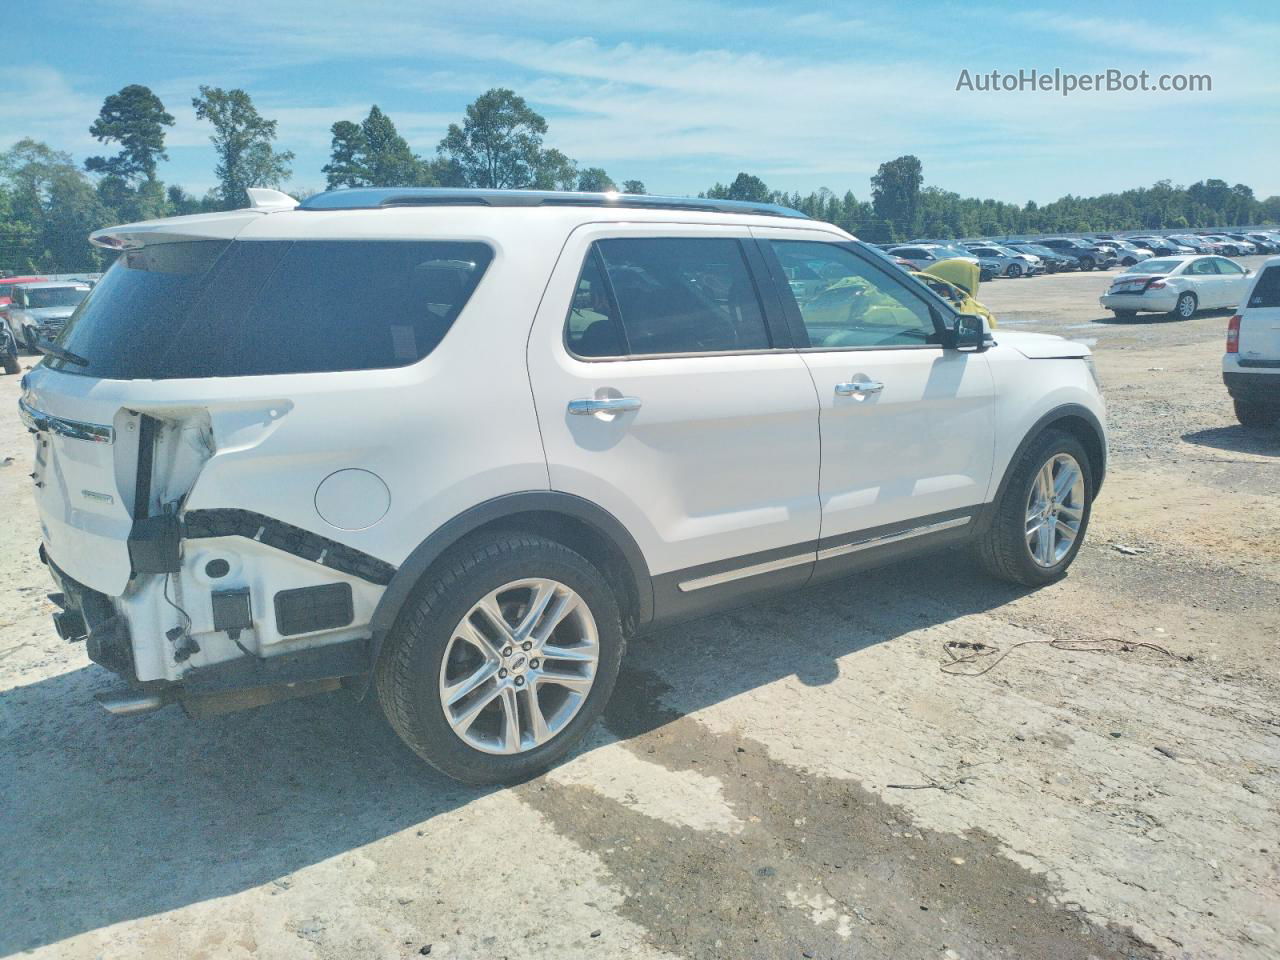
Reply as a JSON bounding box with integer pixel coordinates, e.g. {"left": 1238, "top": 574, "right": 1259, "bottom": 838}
{"left": 1248, "top": 266, "right": 1280, "bottom": 309}
{"left": 47, "top": 239, "right": 493, "bottom": 379}
{"left": 1126, "top": 258, "right": 1181, "bottom": 275}
{"left": 25, "top": 287, "right": 89, "bottom": 308}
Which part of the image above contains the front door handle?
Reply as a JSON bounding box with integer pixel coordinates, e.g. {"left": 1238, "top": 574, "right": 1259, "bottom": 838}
{"left": 568, "top": 396, "right": 643, "bottom": 416}
{"left": 834, "top": 380, "right": 884, "bottom": 396}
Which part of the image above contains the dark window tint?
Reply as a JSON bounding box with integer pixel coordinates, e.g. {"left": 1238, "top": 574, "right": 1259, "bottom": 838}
{"left": 565, "top": 249, "right": 626, "bottom": 358}
{"left": 770, "top": 240, "right": 940, "bottom": 349}
{"left": 49, "top": 240, "right": 492, "bottom": 379}
{"left": 1249, "top": 266, "right": 1280, "bottom": 308}
{"left": 574, "top": 237, "right": 770, "bottom": 357}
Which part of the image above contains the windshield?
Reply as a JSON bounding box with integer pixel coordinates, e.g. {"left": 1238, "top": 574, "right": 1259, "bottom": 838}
{"left": 48, "top": 238, "right": 493, "bottom": 379}
{"left": 26, "top": 287, "right": 88, "bottom": 308}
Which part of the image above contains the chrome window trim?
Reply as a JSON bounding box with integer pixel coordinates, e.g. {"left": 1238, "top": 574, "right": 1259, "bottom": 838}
{"left": 18, "top": 397, "right": 114, "bottom": 444}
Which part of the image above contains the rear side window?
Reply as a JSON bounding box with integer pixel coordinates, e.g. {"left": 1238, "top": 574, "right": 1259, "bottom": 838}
{"left": 48, "top": 240, "right": 492, "bottom": 379}
{"left": 565, "top": 237, "right": 771, "bottom": 358}
{"left": 1248, "top": 266, "right": 1280, "bottom": 308}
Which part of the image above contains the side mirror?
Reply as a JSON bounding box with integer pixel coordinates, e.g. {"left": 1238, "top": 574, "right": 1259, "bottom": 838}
{"left": 950, "top": 314, "right": 988, "bottom": 352}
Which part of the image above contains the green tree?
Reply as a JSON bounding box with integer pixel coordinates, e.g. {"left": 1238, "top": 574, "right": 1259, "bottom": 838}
{"left": 323, "top": 106, "right": 431, "bottom": 188}
{"left": 84, "top": 85, "right": 174, "bottom": 184}
{"left": 870, "top": 155, "right": 924, "bottom": 240}
{"left": 708, "top": 172, "right": 771, "bottom": 203}
{"left": 621, "top": 179, "right": 646, "bottom": 194}
{"left": 532, "top": 148, "right": 578, "bottom": 191}
{"left": 0, "top": 139, "right": 111, "bottom": 271}
{"left": 438, "top": 88, "right": 561, "bottom": 189}
{"left": 576, "top": 167, "right": 615, "bottom": 192}
{"left": 191, "top": 86, "right": 294, "bottom": 209}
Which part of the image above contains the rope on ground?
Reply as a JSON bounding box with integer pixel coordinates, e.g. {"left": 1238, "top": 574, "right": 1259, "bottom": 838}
{"left": 939, "top": 636, "right": 1193, "bottom": 677}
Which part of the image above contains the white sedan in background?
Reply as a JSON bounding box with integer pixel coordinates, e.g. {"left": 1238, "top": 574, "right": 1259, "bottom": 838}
{"left": 1100, "top": 255, "right": 1253, "bottom": 319}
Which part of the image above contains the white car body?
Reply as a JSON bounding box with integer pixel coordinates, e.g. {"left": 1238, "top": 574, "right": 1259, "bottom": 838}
{"left": 1100, "top": 255, "right": 1252, "bottom": 317}
{"left": 885, "top": 244, "right": 979, "bottom": 272}
{"left": 18, "top": 188, "right": 1106, "bottom": 771}
{"left": 1223, "top": 256, "right": 1280, "bottom": 420}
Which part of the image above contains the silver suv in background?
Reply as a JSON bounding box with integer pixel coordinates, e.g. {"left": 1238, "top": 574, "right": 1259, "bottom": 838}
{"left": 7, "top": 281, "right": 91, "bottom": 350}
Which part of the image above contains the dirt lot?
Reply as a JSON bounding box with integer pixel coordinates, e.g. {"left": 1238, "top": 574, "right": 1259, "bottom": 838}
{"left": 2, "top": 262, "right": 1277, "bottom": 960}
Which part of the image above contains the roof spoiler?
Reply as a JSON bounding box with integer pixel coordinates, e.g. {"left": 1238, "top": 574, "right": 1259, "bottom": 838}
{"left": 89, "top": 189, "right": 299, "bottom": 250}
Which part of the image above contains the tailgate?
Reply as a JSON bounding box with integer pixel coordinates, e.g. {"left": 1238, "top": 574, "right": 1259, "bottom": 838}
{"left": 20, "top": 387, "right": 140, "bottom": 596}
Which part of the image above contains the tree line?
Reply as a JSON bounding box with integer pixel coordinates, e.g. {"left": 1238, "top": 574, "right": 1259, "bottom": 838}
{"left": 2, "top": 83, "right": 1276, "bottom": 272}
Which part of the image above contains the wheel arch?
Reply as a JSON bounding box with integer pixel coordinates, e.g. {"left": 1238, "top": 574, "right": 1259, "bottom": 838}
{"left": 361, "top": 492, "right": 653, "bottom": 695}
{"left": 992, "top": 404, "right": 1107, "bottom": 511}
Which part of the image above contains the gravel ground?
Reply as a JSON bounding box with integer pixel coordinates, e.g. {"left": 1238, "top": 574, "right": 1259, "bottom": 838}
{"left": 1, "top": 261, "right": 1277, "bottom": 959}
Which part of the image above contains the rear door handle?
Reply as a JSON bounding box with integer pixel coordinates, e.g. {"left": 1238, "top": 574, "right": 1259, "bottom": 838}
{"left": 834, "top": 380, "right": 884, "bottom": 396}
{"left": 568, "top": 396, "right": 643, "bottom": 415}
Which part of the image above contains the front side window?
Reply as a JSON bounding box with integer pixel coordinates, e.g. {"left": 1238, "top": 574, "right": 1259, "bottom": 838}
{"left": 770, "top": 240, "right": 940, "bottom": 349}
{"left": 566, "top": 237, "right": 771, "bottom": 358}
{"left": 1186, "top": 259, "right": 1219, "bottom": 276}
{"left": 49, "top": 239, "right": 492, "bottom": 379}
{"left": 1215, "top": 258, "right": 1245, "bottom": 275}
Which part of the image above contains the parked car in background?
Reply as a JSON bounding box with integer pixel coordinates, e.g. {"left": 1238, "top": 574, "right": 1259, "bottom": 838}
{"left": 1128, "top": 236, "right": 1198, "bottom": 257}
{"left": 1034, "top": 238, "right": 1117, "bottom": 271}
{"left": 963, "top": 243, "right": 1042, "bottom": 278}
{"left": 1222, "top": 233, "right": 1264, "bottom": 255}
{"left": 886, "top": 243, "right": 980, "bottom": 272}
{"left": 862, "top": 243, "right": 915, "bottom": 272}
{"left": 1197, "top": 235, "right": 1247, "bottom": 256}
{"left": 0, "top": 275, "right": 48, "bottom": 309}
{"left": 1007, "top": 242, "right": 1075, "bottom": 273}
{"left": 1100, "top": 255, "right": 1252, "bottom": 319}
{"left": 1092, "top": 240, "right": 1152, "bottom": 267}
{"left": 1165, "top": 234, "right": 1216, "bottom": 254}
{"left": 1245, "top": 232, "right": 1280, "bottom": 254}
{"left": 1225, "top": 256, "right": 1280, "bottom": 427}
{"left": 18, "top": 186, "right": 1106, "bottom": 784}
{"left": 6, "top": 281, "right": 91, "bottom": 349}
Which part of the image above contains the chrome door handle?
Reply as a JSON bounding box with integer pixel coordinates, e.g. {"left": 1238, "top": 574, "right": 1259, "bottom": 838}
{"left": 834, "top": 380, "right": 884, "bottom": 396}
{"left": 568, "top": 396, "right": 642, "bottom": 415}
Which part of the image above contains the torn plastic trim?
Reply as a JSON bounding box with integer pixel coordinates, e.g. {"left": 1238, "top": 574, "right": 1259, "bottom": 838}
{"left": 182, "top": 508, "right": 397, "bottom": 585}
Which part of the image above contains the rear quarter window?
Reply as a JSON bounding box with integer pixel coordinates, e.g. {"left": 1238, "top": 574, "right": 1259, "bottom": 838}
{"left": 48, "top": 239, "right": 492, "bottom": 379}
{"left": 1248, "top": 266, "right": 1280, "bottom": 309}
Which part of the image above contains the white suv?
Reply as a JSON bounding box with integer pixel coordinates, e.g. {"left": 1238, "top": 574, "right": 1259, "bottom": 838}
{"left": 1225, "top": 256, "right": 1280, "bottom": 427}
{"left": 19, "top": 188, "right": 1107, "bottom": 784}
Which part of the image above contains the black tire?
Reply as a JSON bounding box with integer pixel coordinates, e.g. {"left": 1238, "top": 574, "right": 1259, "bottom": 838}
{"left": 1111, "top": 309, "right": 1138, "bottom": 319}
{"left": 1006, "top": 263, "right": 1023, "bottom": 279}
{"left": 1170, "top": 291, "right": 1197, "bottom": 320}
{"left": 1234, "top": 400, "right": 1279, "bottom": 429}
{"left": 1080, "top": 257, "right": 1096, "bottom": 271}
{"left": 1122, "top": 257, "right": 1137, "bottom": 266}
{"left": 1, "top": 353, "right": 18, "bottom": 375}
{"left": 374, "top": 531, "right": 624, "bottom": 785}
{"left": 975, "top": 429, "right": 1094, "bottom": 587}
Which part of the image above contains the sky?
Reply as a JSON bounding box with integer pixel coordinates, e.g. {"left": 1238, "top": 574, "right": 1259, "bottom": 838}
{"left": 5, "top": 0, "right": 1279, "bottom": 205}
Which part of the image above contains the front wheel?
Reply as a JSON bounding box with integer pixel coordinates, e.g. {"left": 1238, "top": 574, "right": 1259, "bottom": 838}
{"left": 1235, "top": 400, "right": 1279, "bottom": 429}
{"left": 976, "top": 429, "right": 1093, "bottom": 586}
{"left": 1080, "top": 257, "right": 1096, "bottom": 271}
{"left": 375, "top": 532, "right": 624, "bottom": 784}
{"left": 1, "top": 352, "right": 18, "bottom": 375}
{"left": 1006, "top": 263, "right": 1023, "bottom": 279}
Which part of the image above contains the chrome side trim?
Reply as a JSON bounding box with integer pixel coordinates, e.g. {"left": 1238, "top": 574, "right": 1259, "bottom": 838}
{"left": 677, "top": 551, "right": 814, "bottom": 593}
{"left": 817, "top": 515, "right": 971, "bottom": 562}
{"left": 18, "top": 397, "right": 114, "bottom": 444}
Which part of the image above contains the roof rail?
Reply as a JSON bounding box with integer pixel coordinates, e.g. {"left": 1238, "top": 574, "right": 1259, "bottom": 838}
{"left": 297, "top": 187, "right": 809, "bottom": 219}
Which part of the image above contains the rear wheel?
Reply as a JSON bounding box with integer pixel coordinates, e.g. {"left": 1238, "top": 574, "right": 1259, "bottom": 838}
{"left": 1171, "top": 291, "right": 1197, "bottom": 320}
{"left": 1234, "top": 400, "right": 1279, "bottom": 429}
{"left": 1, "top": 353, "right": 18, "bottom": 375}
{"left": 976, "top": 429, "right": 1093, "bottom": 587}
{"left": 375, "top": 532, "right": 624, "bottom": 784}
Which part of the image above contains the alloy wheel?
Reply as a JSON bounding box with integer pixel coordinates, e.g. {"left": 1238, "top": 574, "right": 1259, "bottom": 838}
{"left": 1177, "top": 294, "right": 1196, "bottom": 318}
{"left": 1025, "top": 453, "right": 1085, "bottom": 568}
{"left": 439, "top": 578, "right": 599, "bottom": 755}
